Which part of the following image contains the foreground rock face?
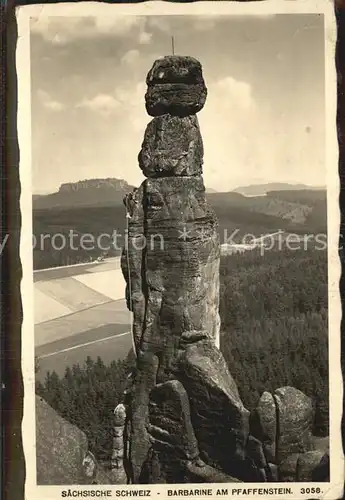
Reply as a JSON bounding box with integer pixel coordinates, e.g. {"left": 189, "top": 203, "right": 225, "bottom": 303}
{"left": 296, "top": 451, "right": 328, "bottom": 482}
{"left": 251, "top": 387, "right": 317, "bottom": 477}
{"left": 274, "top": 387, "right": 314, "bottom": 463}
{"left": 36, "top": 396, "right": 89, "bottom": 485}
{"left": 120, "top": 55, "right": 329, "bottom": 484}
{"left": 129, "top": 353, "right": 159, "bottom": 483}
{"left": 146, "top": 380, "right": 200, "bottom": 483}
{"left": 36, "top": 396, "right": 113, "bottom": 485}
{"left": 110, "top": 404, "right": 128, "bottom": 484}
{"left": 251, "top": 391, "right": 277, "bottom": 463}
{"left": 177, "top": 340, "right": 250, "bottom": 476}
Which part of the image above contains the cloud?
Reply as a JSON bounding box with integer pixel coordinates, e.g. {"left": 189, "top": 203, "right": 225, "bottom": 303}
{"left": 51, "top": 34, "right": 69, "bottom": 45}
{"left": 44, "top": 100, "right": 64, "bottom": 111}
{"left": 193, "top": 16, "right": 218, "bottom": 31}
{"left": 72, "top": 77, "right": 146, "bottom": 122}
{"left": 94, "top": 16, "right": 144, "bottom": 35}
{"left": 198, "top": 76, "right": 261, "bottom": 188}
{"left": 146, "top": 15, "right": 221, "bottom": 36}
{"left": 30, "top": 16, "right": 146, "bottom": 45}
{"left": 31, "top": 17, "right": 87, "bottom": 45}
{"left": 76, "top": 93, "right": 120, "bottom": 116}
{"left": 37, "top": 89, "right": 64, "bottom": 111}
{"left": 114, "top": 81, "right": 147, "bottom": 131}
{"left": 213, "top": 77, "right": 253, "bottom": 110}
{"left": 146, "top": 16, "right": 173, "bottom": 34}
{"left": 138, "top": 31, "right": 152, "bottom": 45}
{"left": 121, "top": 49, "right": 140, "bottom": 65}
{"left": 115, "top": 81, "right": 146, "bottom": 104}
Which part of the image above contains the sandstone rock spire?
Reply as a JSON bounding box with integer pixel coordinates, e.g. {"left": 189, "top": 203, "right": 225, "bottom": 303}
{"left": 121, "top": 55, "right": 224, "bottom": 482}
{"left": 120, "top": 55, "right": 329, "bottom": 484}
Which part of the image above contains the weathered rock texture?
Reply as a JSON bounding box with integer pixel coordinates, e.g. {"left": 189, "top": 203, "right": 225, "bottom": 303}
{"left": 120, "top": 55, "right": 329, "bottom": 484}
{"left": 36, "top": 395, "right": 89, "bottom": 485}
{"left": 296, "top": 451, "right": 328, "bottom": 482}
{"left": 36, "top": 396, "right": 113, "bottom": 485}
{"left": 146, "top": 380, "right": 200, "bottom": 483}
{"left": 145, "top": 56, "right": 207, "bottom": 116}
{"left": 177, "top": 340, "right": 250, "bottom": 476}
{"left": 110, "top": 404, "right": 128, "bottom": 484}
{"left": 139, "top": 115, "right": 203, "bottom": 177}
{"left": 274, "top": 387, "right": 314, "bottom": 463}
{"left": 251, "top": 391, "right": 277, "bottom": 463}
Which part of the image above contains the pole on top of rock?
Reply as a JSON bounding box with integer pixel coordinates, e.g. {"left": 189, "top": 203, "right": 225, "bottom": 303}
{"left": 171, "top": 36, "right": 175, "bottom": 55}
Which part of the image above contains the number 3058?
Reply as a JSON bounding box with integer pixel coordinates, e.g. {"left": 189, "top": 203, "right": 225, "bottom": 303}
{"left": 300, "top": 487, "right": 322, "bottom": 494}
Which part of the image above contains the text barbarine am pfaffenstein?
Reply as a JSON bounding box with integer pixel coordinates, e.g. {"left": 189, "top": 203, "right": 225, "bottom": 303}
{"left": 60, "top": 487, "right": 297, "bottom": 498}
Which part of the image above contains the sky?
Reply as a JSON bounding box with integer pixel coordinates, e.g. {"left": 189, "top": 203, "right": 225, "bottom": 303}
{"left": 30, "top": 14, "right": 325, "bottom": 194}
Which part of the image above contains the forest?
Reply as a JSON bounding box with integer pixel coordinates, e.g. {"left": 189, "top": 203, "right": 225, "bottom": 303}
{"left": 32, "top": 189, "right": 327, "bottom": 269}
{"left": 219, "top": 246, "right": 328, "bottom": 436}
{"left": 36, "top": 245, "right": 329, "bottom": 461}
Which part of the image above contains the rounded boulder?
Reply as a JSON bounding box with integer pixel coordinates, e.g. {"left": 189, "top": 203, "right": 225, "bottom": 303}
{"left": 145, "top": 56, "right": 207, "bottom": 116}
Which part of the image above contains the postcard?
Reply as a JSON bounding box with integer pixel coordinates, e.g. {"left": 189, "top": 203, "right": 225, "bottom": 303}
{"left": 16, "top": 1, "right": 343, "bottom": 499}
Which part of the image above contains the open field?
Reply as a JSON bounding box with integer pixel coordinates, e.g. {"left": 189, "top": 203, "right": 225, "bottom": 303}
{"left": 36, "top": 325, "right": 132, "bottom": 381}
{"left": 34, "top": 258, "right": 131, "bottom": 381}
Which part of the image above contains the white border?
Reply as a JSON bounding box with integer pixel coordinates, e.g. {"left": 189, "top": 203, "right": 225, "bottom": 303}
{"left": 17, "top": 2, "right": 342, "bottom": 499}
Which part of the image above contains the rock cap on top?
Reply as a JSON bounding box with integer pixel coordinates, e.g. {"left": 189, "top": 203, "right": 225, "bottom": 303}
{"left": 146, "top": 56, "right": 205, "bottom": 85}
{"left": 145, "top": 56, "right": 207, "bottom": 116}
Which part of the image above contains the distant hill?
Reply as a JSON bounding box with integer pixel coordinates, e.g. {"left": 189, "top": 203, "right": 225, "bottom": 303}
{"left": 33, "top": 178, "right": 135, "bottom": 210}
{"left": 207, "top": 188, "right": 327, "bottom": 230}
{"left": 32, "top": 183, "right": 327, "bottom": 270}
{"left": 34, "top": 180, "right": 220, "bottom": 209}
{"left": 33, "top": 194, "right": 45, "bottom": 202}
{"left": 233, "top": 183, "right": 325, "bottom": 197}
